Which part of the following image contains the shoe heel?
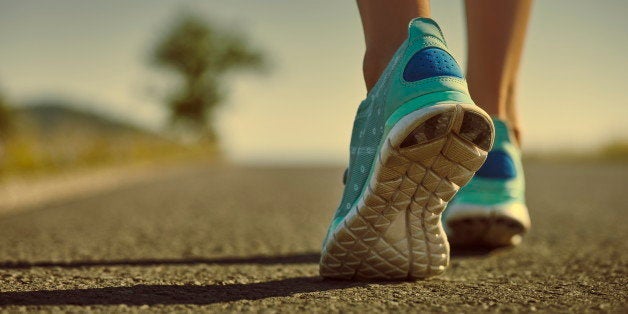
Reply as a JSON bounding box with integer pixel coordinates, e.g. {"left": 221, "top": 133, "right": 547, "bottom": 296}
{"left": 320, "top": 103, "right": 494, "bottom": 280}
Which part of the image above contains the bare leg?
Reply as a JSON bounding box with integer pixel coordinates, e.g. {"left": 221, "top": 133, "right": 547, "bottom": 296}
{"left": 465, "top": 0, "right": 533, "bottom": 144}
{"left": 357, "top": 0, "right": 431, "bottom": 92}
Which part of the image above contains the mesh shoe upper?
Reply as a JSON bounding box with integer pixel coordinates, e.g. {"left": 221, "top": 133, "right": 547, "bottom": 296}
{"left": 326, "top": 18, "right": 473, "bottom": 238}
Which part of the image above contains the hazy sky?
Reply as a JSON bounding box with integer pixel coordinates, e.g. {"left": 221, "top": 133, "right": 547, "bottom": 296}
{"left": 0, "top": 0, "right": 627, "bottom": 163}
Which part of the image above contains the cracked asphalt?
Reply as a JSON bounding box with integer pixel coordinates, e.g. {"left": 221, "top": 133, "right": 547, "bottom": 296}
{"left": 0, "top": 161, "right": 626, "bottom": 312}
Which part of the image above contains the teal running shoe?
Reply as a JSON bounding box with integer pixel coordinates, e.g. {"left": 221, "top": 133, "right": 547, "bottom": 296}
{"left": 444, "top": 118, "right": 531, "bottom": 247}
{"left": 319, "top": 18, "right": 495, "bottom": 280}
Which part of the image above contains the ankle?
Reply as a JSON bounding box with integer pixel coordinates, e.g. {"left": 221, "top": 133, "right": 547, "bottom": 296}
{"left": 362, "top": 45, "right": 400, "bottom": 92}
{"left": 362, "top": 49, "right": 391, "bottom": 92}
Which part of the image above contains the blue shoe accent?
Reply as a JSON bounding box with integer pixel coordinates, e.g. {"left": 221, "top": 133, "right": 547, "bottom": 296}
{"left": 475, "top": 151, "right": 516, "bottom": 179}
{"left": 403, "top": 48, "right": 463, "bottom": 82}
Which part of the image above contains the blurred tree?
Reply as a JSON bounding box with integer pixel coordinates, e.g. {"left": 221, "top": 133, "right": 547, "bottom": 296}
{"left": 153, "top": 14, "right": 265, "bottom": 142}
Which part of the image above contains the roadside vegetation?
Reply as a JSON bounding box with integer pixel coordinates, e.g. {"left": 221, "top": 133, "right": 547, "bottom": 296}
{"left": 523, "top": 141, "right": 628, "bottom": 164}
{"left": 0, "top": 100, "right": 218, "bottom": 178}
{"left": 0, "top": 13, "right": 265, "bottom": 179}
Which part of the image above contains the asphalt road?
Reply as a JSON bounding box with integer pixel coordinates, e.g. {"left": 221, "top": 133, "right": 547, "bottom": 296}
{"left": 0, "top": 161, "right": 626, "bottom": 312}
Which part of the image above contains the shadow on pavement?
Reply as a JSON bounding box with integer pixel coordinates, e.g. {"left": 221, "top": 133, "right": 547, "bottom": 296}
{"left": 0, "top": 250, "right": 510, "bottom": 306}
{"left": 0, "top": 247, "right": 506, "bottom": 270}
{"left": 0, "top": 253, "right": 321, "bottom": 269}
{"left": 0, "top": 277, "right": 365, "bottom": 306}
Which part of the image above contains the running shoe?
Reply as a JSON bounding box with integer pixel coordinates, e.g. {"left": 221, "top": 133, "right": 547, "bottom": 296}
{"left": 319, "top": 18, "right": 495, "bottom": 280}
{"left": 444, "top": 118, "right": 530, "bottom": 247}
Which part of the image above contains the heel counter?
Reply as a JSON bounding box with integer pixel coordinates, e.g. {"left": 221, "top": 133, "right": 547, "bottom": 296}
{"left": 383, "top": 18, "right": 470, "bottom": 116}
{"left": 475, "top": 151, "right": 517, "bottom": 179}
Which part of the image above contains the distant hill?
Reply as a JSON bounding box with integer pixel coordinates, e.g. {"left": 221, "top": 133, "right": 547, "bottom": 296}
{"left": 12, "top": 101, "right": 154, "bottom": 140}
{"left": 1, "top": 100, "right": 214, "bottom": 174}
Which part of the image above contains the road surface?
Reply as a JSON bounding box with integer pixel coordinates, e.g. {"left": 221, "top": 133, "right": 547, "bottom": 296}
{"left": 0, "top": 161, "right": 626, "bottom": 312}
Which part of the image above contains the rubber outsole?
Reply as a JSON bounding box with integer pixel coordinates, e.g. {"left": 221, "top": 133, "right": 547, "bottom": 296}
{"left": 446, "top": 204, "right": 531, "bottom": 247}
{"left": 320, "top": 103, "right": 494, "bottom": 280}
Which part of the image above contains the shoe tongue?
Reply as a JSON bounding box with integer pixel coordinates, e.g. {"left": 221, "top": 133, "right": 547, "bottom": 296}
{"left": 408, "top": 17, "right": 446, "bottom": 45}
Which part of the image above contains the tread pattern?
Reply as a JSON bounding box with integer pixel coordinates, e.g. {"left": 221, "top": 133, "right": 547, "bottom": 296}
{"left": 446, "top": 207, "right": 529, "bottom": 247}
{"left": 320, "top": 106, "right": 492, "bottom": 280}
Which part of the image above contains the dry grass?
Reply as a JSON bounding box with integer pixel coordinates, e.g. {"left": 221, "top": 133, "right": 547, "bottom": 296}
{"left": 1, "top": 136, "right": 218, "bottom": 178}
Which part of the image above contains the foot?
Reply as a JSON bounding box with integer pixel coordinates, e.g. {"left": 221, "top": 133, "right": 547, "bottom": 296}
{"left": 319, "top": 18, "right": 495, "bottom": 280}
{"left": 444, "top": 118, "right": 530, "bottom": 247}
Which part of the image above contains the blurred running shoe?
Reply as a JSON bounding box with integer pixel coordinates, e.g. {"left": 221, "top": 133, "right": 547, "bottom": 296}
{"left": 444, "top": 118, "right": 530, "bottom": 247}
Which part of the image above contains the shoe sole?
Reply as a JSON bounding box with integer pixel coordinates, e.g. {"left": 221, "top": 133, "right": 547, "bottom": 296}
{"left": 446, "top": 203, "right": 531, "bottom": 247}
{"left": 320, "top": 103, "right": 494, "bottom": 280}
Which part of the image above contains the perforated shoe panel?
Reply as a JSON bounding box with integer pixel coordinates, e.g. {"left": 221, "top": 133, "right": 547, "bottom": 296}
{"left": 403, "top": 48, "right": 463, "bottom": 82}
